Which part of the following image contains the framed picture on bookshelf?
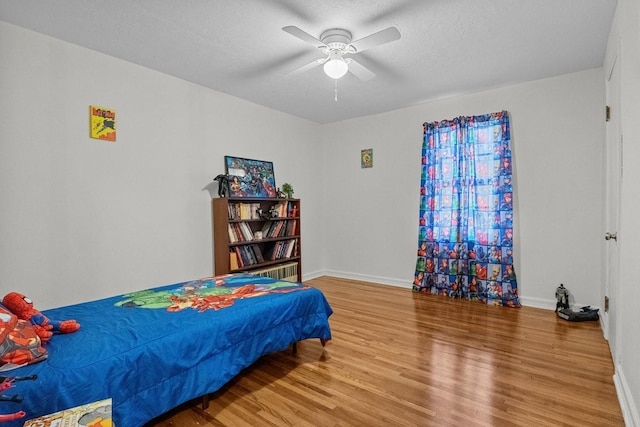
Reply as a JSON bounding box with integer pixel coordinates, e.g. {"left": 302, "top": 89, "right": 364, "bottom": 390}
{"left": 224, "top": 155, "right": 277, "bottom": 198}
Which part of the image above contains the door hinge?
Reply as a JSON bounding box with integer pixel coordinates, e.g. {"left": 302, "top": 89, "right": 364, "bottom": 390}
{"left": 606, "top": 105, "right": 611, "bottom": 122}
{"left": 605, "top": 295, "right": 609, "bottom": 312}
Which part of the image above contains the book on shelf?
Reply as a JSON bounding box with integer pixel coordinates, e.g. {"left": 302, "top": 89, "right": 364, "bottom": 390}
{"left": 230, "top": 251, "right": 240, "bottom": 270}
{"left": 285, "top": 239, "right": 296, "bottom": 258}
{"left": 263, "top": 221, "right": 275, "bottom": 238}
{"left": 247, "top": 245, "right": 258, "bottom": 265}
{"left": 234, "top": 247, "right": 244, "bottom": 267}
{"left": 268, "top": 221, "right": 278, "bottom": 238}
{"left": 251, "top": 244, "right": 265, "bottom": 263}
{"left": 233, "top": 224, "right": 242, "bottom": 241}
{"left": 238, "top": 246, "right": 251, "bottom": 266}
{"left": 261, "top": 221, "right": 272, "bottom": 237}
{"left": 265, "top": 242, "right": 277, "bottom": 261}
{"left": 285, "top": 219, "right": 297, "bottom": 236}
{"left": 276, "top": 241, "right": 285, "bottom": 259}
{"left": 271, "top": 221, "right": 282, "bottom": 238}
{"left": 239, "top": 203, "right": 248, "bottom": 220}
{"left": 239, "top": 222, "right": 254, "bottom": 240}
{"left": 228, "top": 224, "right": 237, "bottom": 243}
{"left": 279, "top": 221, "right": 289, "bottom": 237}
{"left": 228, "top": 224, "right": 242, "bottom": 242}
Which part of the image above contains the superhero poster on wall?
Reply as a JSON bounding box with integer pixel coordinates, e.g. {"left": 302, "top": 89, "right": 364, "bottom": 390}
{"left": 224, "top": 155, "right": 277, "bottom": 198}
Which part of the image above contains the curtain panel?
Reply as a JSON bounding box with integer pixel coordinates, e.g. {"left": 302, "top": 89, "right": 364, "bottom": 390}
{"left": 413, "top": 111, "right": 520, "bottom": 308}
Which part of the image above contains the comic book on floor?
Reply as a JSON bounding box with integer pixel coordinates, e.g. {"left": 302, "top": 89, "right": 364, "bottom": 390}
{"left": 23, "top": 398, "right": 112, "bottom": 427}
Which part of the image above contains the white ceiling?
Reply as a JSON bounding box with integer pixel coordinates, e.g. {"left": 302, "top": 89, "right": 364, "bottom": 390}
{"left": 0, "top": 0, "right": 617, "bottom": 124}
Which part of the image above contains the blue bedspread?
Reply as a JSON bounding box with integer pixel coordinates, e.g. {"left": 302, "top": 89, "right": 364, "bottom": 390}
{"left": 0, "top": 274, "right": 333, "bottom": 426}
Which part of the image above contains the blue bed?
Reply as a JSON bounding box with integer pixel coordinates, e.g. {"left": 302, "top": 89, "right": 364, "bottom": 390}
{"left": 0, "top": 274, "right": 333, "bottom": 426}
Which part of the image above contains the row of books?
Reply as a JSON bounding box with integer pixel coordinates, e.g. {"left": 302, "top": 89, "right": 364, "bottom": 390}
{"left": 250, "top": 262, "right": 298, "bottom": 281}
{"left": 262, "top": 219, "right": 297, "bottom": 239}
{"left": 228, "top": 222, "right": 254, "bottom": 243}
{"left": 228, "top": 219, "right": 297, "bottom": 243}
{"left": 229, "top": 239, "right": 298, "bottom": 269}
{"left": 230, "top": 244, "right": 264, "bottom": 269}
{"left": 227, "top": 202, "right": 262, "bottom": 220}
{"left": 227, "top": 201, "right": 291, "bottom": 220}
{"left": 271, "top": 201, "right": 288, "bottom": 218}
{"left": 265, "top": 239, "right": 298, "bottom": 261}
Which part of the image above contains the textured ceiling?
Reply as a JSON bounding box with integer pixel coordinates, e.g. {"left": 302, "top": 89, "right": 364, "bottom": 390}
{"left": 0, "top": 0, "right": 617, "bottom": 124}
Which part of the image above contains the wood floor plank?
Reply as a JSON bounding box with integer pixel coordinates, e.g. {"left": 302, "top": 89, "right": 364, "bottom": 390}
{"left": 146, "top": 276, "right": 624, "bottom": 426}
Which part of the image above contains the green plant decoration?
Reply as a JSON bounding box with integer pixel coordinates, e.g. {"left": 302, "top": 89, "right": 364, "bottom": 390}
{"left": 282, "top": 183, "right": 294, "bottom": 199}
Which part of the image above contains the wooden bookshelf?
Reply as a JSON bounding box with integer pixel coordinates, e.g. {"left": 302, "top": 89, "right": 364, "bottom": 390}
{"left": 212, "top": 197, "right": 301, "bottom": 282}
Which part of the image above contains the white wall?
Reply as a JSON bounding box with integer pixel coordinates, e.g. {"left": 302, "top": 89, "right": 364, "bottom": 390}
{"left": 0, "top": 21, "right": 324, "bottom": 309}
{"left": 322, "top": 69, "right": 605, "bottom": 310}
{"left": 606, "top": 0, "right": 640, "bottom": 424}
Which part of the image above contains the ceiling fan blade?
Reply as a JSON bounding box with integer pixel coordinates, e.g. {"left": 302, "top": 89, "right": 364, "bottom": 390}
{"left": 268, "top": 2, "right": 313, "bottom": 22}
{"left": 282, "top": 26, "right": 326, "bottom": 48}
{"left": 364, "top": 0, "right": 424, "bottom": 25}
{"left": 349, "top": 27, "right": 401, "bottom": 53}
{"left": 347, "top": 59, "right": 376, "bottom": 81}
{"left": 287, "top": 57, "right": 328, "bottom": 76}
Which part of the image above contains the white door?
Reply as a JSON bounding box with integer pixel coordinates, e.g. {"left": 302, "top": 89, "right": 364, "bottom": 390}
{"left": 604, "top": 47, "right": 621, "bottom": 363}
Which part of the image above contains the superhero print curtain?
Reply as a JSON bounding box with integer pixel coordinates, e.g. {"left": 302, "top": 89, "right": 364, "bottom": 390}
{"left": 413, "top": 111, "right": 520, "bottom": 307}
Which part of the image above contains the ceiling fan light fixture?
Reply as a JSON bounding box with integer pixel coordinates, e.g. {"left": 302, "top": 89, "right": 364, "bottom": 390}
{"left": 324, "top": 57, "right": 348, "bottom": 79}
{"left": 284, "top": 25, "right": 400, "bottom": 81}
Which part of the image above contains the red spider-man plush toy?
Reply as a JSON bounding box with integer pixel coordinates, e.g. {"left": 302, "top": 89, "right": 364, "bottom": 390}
{"left": 2, "top": 292, "right": 80, "bottom": 343}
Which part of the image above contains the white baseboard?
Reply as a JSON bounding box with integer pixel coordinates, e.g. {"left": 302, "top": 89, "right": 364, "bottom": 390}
{"left": 309, "top": 270, "right": 596, "bottom": 312}
{"left": 301, "top": 270, "right": 324, "bottom": 282}
{"left": 518, "top": 296, "right": 556, "bottom": 310}
{"left": 614, "top": 366, "right": 640, "bottom": 427}
{"left": 308, "top": 269, "right": 412, "bottom": 289}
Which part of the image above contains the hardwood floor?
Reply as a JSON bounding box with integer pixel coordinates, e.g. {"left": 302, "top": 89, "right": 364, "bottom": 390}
{"left": 146, "top": 276, "right": 624, "bottom": 426}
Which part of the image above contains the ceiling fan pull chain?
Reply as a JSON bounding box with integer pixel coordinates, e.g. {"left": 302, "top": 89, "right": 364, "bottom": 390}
{"left": 334, "top": 79, "right": 339, "bottom": 102}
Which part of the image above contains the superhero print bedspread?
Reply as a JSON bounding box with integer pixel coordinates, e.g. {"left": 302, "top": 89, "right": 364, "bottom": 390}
{"left": 0, "top": 274, "right": 333, "bottom": 426}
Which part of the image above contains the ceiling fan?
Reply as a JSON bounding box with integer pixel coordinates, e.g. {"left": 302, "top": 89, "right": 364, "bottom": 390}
{"left": 282, "top": 25, "right": 401, "bottom": 81}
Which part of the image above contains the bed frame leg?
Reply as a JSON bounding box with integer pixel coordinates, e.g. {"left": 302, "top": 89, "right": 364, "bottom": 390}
{"left": 292, "top": 342, "right": 297, "bottom": 354}
{"left": 201, "top": 394, "right": 209, "bottom": 410}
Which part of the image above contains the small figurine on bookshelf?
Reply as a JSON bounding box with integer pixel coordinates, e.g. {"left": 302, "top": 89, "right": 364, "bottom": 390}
{"left": 268, "top": 206, "right": 279, "bottom": 218}
{"left": 213, "top": 174, "right": 230, "bottom": 198}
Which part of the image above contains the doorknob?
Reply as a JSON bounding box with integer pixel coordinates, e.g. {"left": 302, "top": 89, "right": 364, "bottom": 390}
{"left": 605, "top": 232, "right": 617, "bottom": 241}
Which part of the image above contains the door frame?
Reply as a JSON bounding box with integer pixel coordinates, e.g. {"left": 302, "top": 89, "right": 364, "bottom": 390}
{"left": 603, "top": 38, "right": 621, "bottom": 364}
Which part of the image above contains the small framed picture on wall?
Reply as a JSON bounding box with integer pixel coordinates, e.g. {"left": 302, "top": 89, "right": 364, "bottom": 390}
{"left": 361, "top": 149, "right": 373, "bottom": 168}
